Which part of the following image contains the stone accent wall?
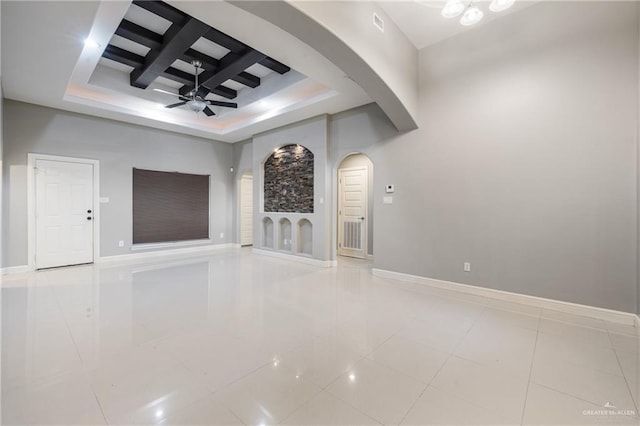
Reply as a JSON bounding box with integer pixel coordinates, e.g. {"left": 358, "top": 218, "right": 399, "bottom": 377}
{"left": 264, "top": 144, "right": 314, "bottom": 213}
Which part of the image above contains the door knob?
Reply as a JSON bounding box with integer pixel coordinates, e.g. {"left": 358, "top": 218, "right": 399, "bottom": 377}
{"left": 87, "top": 209, "right": 92, "bottom": 213}
{"left": 359, "top": 217, "right": 365, "bottom": 220}
{"left": 87, "top": 217, "right": 92, "bottom": 220}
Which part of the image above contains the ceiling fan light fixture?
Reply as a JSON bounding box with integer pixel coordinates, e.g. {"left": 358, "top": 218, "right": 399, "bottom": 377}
{"left": 187, "top": 99, "right": 206, "bottom": 112}
{"left": 489, "top": 0, "right": 516, "bottom": 12}
{"left": 460, "top": 6, "right": 484, "bottom": 26}
{"left": 441, "top": 0, "right": 465, "bottom": 18}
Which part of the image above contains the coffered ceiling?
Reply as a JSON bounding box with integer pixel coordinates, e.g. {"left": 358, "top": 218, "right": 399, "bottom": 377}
{"left": 1, "top": 1, "right": 539, "bottom": 142}
{"left": 1, "top": 0, "right": 370, "bottom": 143}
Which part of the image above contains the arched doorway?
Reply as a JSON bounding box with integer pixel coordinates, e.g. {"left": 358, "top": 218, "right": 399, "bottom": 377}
{"left": 337, "top": 153, "right": 373, "bottom": 259}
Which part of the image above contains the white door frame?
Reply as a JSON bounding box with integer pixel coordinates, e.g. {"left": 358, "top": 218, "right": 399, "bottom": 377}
{"left": 338, "top": 166, "right": 368, "bottom": 259}
{"left": 27, "top": 153, "right": 101, "bottom": 271}
{"left": 239, "top": 174, "right": 253, "bottom": 246}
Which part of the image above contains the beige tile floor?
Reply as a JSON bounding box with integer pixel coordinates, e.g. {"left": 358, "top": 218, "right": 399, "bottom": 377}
{"left": 1, "top": 248, "right": 638, "bottom": 425}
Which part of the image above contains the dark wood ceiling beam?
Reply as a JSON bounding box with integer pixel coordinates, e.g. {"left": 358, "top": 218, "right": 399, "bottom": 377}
{"left": 130, "top": 18, "right": 211, "bottom": 89}
{"left": 103, "top": 44, "right": 238, "bottom": 98}
{"left": 103, "top": 44, "right": 145, "bottom": 68}
{"left": 181, "top": 48, "right": 219, "bottom": 71}
{"left": 208, "top": 86, "right": 238, "bottom": 99}
{"left": 192, "top": 85, "right": 238, "bottom": 100}
{"left": 178, "top": 49, "right": 264, "bottom": 97}
{"left": 233, "top": 72, "right": 260, "bottom": 88}
{"left": 103, "top": 45, "right": 199, "bottom": 88}
{"left": 162, "top": 68, "right": 196, "bottom": 86}
{"left": 181, "top": 49, "right": 260, "bottom": 88}
{"left": 115, "top": 20, "right": 163, "bottom": 50}
{"left": 132, "top": 0, "right": 187, "bottom": 25}
{"left": 203, "top": 27, "right": 247, "bottom": 53}
{"left": 259, "top": 57, "right": 291, "bottom": 74}
{"left": 192, "top": 49, "right": 266, "bottom": 94}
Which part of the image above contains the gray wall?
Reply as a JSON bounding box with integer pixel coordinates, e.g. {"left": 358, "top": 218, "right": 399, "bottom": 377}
{"left": 252, "top": 116, "right": 331, "bottom": 261}
{"left": 330, "top": 2, "right": 639, "bottom": 313}
{"left": 2, "top": 100, "right": 234, "bottom": 267}
{"left": 232, "top": 139, "right": 253, "bottom": 245}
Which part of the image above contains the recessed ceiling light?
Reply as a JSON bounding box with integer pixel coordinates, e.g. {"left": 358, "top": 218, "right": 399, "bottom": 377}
{"left": 84, "top": 38, "right": 100, "bottom": 49}
{"left": 460, "top": 6, "right": 484, "bottom": 26}
{"left": 441, "top": 0, "right": 465, "bottom": 18}
{"left": 490, "top": 0, "right": 516, "bottom": 12}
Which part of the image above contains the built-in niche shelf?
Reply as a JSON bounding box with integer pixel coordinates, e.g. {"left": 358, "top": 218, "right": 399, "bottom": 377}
{"left": 260, "top": 215, "right": 314, "bottom": 258}
{"left": 279, "top": 218, "right": 292, "bottom": 252}
{"left": 262, "top": 217, "right": 274, "bottom": 248}
{"left": 297, "top": 219, "right": 313, "bottom": 256}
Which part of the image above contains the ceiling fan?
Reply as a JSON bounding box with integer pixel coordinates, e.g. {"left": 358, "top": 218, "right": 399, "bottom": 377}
{"left": 154, "top": 60, "right": 238, "bottom": 117}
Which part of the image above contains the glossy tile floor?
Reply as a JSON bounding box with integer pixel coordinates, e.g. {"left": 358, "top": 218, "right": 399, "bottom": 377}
{"left": 2, "top": 248, "right": 639, "bottom": 425}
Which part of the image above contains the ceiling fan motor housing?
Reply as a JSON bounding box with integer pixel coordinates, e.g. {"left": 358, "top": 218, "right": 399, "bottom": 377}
{"left": 187, "top": 99, "right": 207, "bottom": 112}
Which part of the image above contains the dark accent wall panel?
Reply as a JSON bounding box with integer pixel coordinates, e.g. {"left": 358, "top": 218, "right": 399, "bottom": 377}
{"left": 133, "top": 168, "right": 209, "bottom": 243}
{"left": 264, "top": 144, "right": 314, "bottom": 213}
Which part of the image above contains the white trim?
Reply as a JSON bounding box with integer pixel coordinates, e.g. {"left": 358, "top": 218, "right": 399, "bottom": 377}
{"left": 27, "top": 153, "right": 101, "bottom": 271}
{"left": 1, "top": 265, "right": 31, "bottom": 275}
{"left": 131, "top": 239, "right": 212, "bottom": 251}
{"left": 100, "top": 243, "right": 237, "bottom": 264}
{"left": 338, "top": 165, "right": 368, "bottom": 260}
{"left": 252, "top": 248, "right": 336, "bottom": 268}
{"left": 372, "top": 268, "right": 637, "bottom": 326}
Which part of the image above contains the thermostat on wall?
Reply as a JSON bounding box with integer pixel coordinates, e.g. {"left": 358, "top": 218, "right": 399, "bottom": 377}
{"left": 385, "top": 184, "right": 395, "bottom": 193}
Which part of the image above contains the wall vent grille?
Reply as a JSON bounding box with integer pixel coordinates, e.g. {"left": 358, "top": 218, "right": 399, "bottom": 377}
{"left": 373, "top": 13, "right": 385, "bottom": 32}
{"left": 343, "top": 221, "right": 362, "bottom": 250}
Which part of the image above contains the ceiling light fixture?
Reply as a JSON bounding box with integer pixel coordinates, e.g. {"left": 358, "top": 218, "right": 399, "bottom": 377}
{"left": 441, "top": 0, "right": 515, "bottom": 26}
{"left": 489, "top": 0, "right": 516, "bottom": 12}
{"left": 460, "top": 6, "right": 483, "bottom": 26}
{"left": 441, "top": 0, "right": 465, "bottom": 18}
{"left": 84, "top": 38, "right": 100, "bottom": 49}
{"left": 186, "top": 99, "right": 206, "bottom": 113}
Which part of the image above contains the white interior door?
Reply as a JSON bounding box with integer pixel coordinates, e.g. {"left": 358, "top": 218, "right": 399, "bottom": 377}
{"left": 338, "top": 167, "right": 368, "bottom": 259}
{"left": 240, "top": 175, "right": 253, "bottom": 246}
{"left": 35, "top": 159, "right": 94, "bottom": 269}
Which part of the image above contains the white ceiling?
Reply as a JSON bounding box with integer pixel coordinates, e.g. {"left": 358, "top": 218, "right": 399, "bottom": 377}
{"left": 1, "top": 0, "right": 370, "bottom": 143}
{"left": 378, "top": 0, "right": 538, "bottom": 50}
{"left": 1, "top": 0, "right": 539, "bottom": 143}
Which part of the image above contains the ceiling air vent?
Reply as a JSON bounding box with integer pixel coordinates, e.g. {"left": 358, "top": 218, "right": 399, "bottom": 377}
{"left": 373, "top": 12, "right": 384, "bottom": 32}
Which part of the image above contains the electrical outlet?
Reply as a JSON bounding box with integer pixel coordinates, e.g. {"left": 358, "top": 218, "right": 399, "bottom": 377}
{"left": 464, "top": 262, "right": 471, "bottom": 272}
{"left": 219, "top": 233, "right": 224, "bottom": 239}
{"left": 118, "top": 240, "right": 124, "bottom": 248}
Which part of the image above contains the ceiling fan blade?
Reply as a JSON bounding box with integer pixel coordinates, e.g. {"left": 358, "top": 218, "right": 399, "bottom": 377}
{"left": 206, "top": 100, "right": 238, "bottom": 109}
{"left": 165, "top": 102, "right": 187, "bottom": 109}
{"left": 153, "top": 88, "right": 181, "bottom": 97}
{"left": 202, "top": 107, "right": 216, "bottom": 117}
{"left": 154, "top": 88, "right": 190, "bottom": 101}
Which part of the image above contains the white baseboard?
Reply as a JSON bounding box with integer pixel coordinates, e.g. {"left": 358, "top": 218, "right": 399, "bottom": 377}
{"left": 372, "top": 268, "right": 637, "bottom": 326}
{"left": 252, "top": 248, "right": 336, "bottom": 268}
{"left": 1, "top": 265, "right": 30, "bottom": 275}
{"left": 99, "top": 243, "right": 238, "bottom": 264}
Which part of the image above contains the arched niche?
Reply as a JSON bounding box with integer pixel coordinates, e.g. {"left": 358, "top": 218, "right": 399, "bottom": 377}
{"left": 262, "top": 217, "right": 274, "bottom": 249}
{"left": 263, "top": 144, "right": 314, "bottom": 213}
{"left": 279, "top": 218, "right": 292, "bottom": 251}
{"left": 297, "top": 219, "right": 313, "bottom": 256}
